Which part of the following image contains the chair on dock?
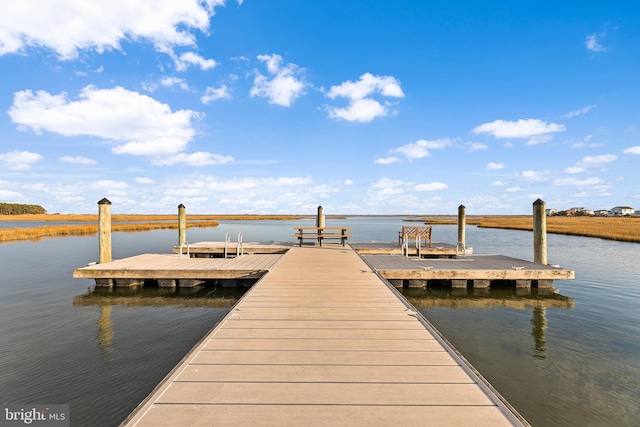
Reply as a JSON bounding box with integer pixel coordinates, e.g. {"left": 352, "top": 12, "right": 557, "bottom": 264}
{"left": 398, "top": 226, "right": 433, "bottom": 248}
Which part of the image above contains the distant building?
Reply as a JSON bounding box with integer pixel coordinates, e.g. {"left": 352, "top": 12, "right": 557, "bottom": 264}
{"left": 610, "top": 206, "right": 635, "bottom": 216}
{"left": 595, "top": 210, "right": 610, "bottom": 216}
{"left": 546, "top": 208, "right": 558, "bottom": 216}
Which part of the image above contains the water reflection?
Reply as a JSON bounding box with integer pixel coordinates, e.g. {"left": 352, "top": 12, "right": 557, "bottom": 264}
{"left": 74, "top": 286, "right": 247, "bottom": 368}
{"left": 73, "top": 285, "right": 247, "bottom": 308}
{"left": 531, "top": 307, "right": 547, "bottom": 360}
{"left": 97, "top": 305, "right": 114, "bottom": 363}
{"left": 401, "top": 286, "right": 573, "bottom": 360}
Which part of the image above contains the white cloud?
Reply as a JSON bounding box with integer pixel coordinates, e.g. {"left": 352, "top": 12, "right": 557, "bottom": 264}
{"left": 386, "top": 138, "right": 452, "bottom": 161}
{"left": 414, "top": 182, "right": 448, "bottom": 191}
{"left": 472, "top": 119, "right": 566, "bottom": 140}
{"left": 506, "top": 187, "right": 523, "bottom": 192}
{"left": 161, "top": 77, "right": 190, "bottom": 91}
{"left": 60, "top": 155, "right": 96, "bottom": 165}
{"left": 623, "top": 146, "right": 640, "bottom": 155}
{"left": 374, "top": 156, "right": 401, "bottom": 165}
{"left": 581, "top": 154, "right": 617, "bottom": 165}
{"left": 136, "top": 177, "right": 155, "bottom": 184}
{"left": 561, "top": 105, "right": 596, "bottom": 118}
{"left": 201, "top": 85, "right": 231, "bottom": 103}
{"left": 466, "top": 142, "right": 487, "bottom": 152}
{"left": 9, "top": 86, "right": 200, "bottom": 157}
{"left": 328, "top": 98, "right": 387, "bottom": 122}
{"left": 344, "top": 179, "right": 354, "bottom": 186}
{"left": 151, "top": 152, "right": 233, "bottom": 166}
{"left": 250, "top": 54, "right": 307, "bottom": 107}
{"left": 326, "top": 73, "right": 404, "bottom": 122}
{"left": 564, "top": 166, "right": 585, "bottom": 174}
{"left": 486, "top": 162, "right": 504, "bottom": 170}
{"left": 0, "top": 150, "right": 42, "bottom": 170}
{"left": 585, "top": 33, "right": 606, "bottom": 52}
{"left": 174, "top": 52, "right": 217, "bottom": 71}
{"left": 491, "top": 181, "right": 506, "bottom": 186}
{"left": 0, "top": 190, "right": 24, "bottom": 201}
{"left": 372, "top": 178, "right": 408, "bottom": 189}
{"left": 564, "top": 154, "right": 616, "bottom": 173}
{"left": 554, "top": 177, "right": 603, "bottom": 186}
{"left": 91, "top": 180, "right": 130, "bottom": 197}
{"left": 516, "top": 170, "right": 550, "bottom": 182}
{"left": 0, "top": 0, "right": 225, "bottom": 60}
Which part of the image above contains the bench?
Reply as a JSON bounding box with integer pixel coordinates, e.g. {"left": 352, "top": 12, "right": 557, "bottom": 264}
{"left": 398, "top": 225, "right": 432, "bottom": 248}
{"left": 293, "top": 227, "right": 352, "bottom": 247}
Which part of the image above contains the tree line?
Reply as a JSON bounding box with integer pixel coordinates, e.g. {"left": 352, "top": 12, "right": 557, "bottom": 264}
{"left": 0, "top": 203, "right": 47, "bottom": 215}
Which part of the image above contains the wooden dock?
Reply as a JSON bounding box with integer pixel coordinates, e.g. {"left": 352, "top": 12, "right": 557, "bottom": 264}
{"left": 351, "top": 241, "right": 461, "bottom": 258}
{"left": 362, "top": 254, "right": 574, "bottom": 289}
{"left": 73, "top": 253, "right": 284, "bottom": 287}
{"left": 122, "top": 246, "right": 527, "bottom": 426}
{"left": 172, "top": 241, "right": 292, "bottom": 257}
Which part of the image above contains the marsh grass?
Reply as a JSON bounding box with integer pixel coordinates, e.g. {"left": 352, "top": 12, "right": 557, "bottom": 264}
{"left": 0, "top": 214, "right": 302, "bottom": 222}
{"left": 0, "top": 221, "right": 219, "bottom": 243}
{"left": 472, "top": 216, "right": 640, "bottom": 243}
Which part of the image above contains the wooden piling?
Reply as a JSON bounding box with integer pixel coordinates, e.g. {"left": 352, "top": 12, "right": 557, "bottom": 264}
{"left": 317, "top": 205, "right": 325, "bottom": 228}
{"left": 457, "top": 205, "right": 466, "bottom": 247}
{"left": 533, "top": 199, "right": 547, "bottom": 265}
{"left": 98, "top": 198, "right": 111, "bottom": 264}
{"left": 178, "top": 204, "right": 186, "bottom": 246}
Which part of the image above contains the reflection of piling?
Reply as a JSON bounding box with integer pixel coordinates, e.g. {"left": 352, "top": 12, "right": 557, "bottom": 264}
{"left": 98, "top": 198, "right": 112, "bottom": 263}
{"left": 97, "top": 304, "right": 114, "bottom": 362}
{"left": 533, "top": 199, "right": 547, "bottom": 265}
{"left": 531, "top": 307, "right": 547, "bottom": 360}
{"left": 178, "top": 204, "right": 186, "bottom": 246}
{"left": 316, "top": 205, "right": 325, "bottom": 228}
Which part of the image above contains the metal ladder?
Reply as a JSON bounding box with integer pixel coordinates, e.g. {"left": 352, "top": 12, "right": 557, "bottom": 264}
{"left": 402, "top": 232, "right": 422, "bottom": 258}
{"left": 223, "top": 232, "right": 244, "bottom": 258}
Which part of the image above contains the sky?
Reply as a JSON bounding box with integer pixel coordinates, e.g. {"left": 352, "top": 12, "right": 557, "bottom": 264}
{"left": 1, "top": 1, "right": 639, "bottom": 215}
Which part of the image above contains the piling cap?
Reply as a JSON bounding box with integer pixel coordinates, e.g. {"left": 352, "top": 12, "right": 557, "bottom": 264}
{"left": 533, "top": 198, "right": 546, "bottom": 206}
{"left": 98, "top": 198, "right": 111, "bottom": 205}
{"left": 459, "top": 204, "right": 466, "bottom": 209}
{"left": 178, "top": 204, "right": 185, "bottom": 208}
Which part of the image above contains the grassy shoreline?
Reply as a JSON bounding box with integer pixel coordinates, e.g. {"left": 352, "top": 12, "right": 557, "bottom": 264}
{"left": 420, "top": 215, "right": 640, "bottom": 243}
{"left": 0, "top": 221, "right": 220, "bottom": 243}
{"left": 1, "top": 214, "right": 639, "bottom": 243}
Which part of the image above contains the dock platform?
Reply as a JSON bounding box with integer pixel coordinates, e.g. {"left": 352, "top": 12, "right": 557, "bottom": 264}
{"left": 122, "top": 246, "right": 526, "bottom": 426}
{"left": 362, "top": 253, "right": 574, "bottom": 289}
{"left": 73, "top": 253, "right": 283, "bottom": 287}
{"left": 172, "top": 241, "right": 292, "bottom": 257}
{"left": 351, "top": 241, "right": 460, "bottom": 258}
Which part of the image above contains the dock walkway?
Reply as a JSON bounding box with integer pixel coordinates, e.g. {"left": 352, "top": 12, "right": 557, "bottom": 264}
{"left": 122, "top": 245, "right": 526, "bottom": 426}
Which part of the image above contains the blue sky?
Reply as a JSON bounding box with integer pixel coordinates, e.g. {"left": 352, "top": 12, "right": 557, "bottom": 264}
{"left": 1, "top": 1, "right": 639, "bottom": 214}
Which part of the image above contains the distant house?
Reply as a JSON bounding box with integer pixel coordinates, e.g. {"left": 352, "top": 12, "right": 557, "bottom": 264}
{"left": 610, "top": 206, "right": 635, "bottom": 216}
{"left": 595, "top": 210, "right": 610, "bottom": 216}
{"left": 546, "top": 208, "right": 558, "bottom": 216}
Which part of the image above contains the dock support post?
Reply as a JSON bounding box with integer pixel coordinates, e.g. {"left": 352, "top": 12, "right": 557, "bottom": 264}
{"left": 458, "top": 204, "right": 466, "bottom": 248}
{"left": 473, "top": 279, "right": 490, "bottom": 289}
{"left": 533, "top": 199, "right": 547, "bottom": 265}
{"left": 98, "top": 198, "right": 112, "bottom": 264}
{"left": 317, "top": 205, "right": 325, "bottom": 228}
{"left": 178, "top": 204, "right": 186, "bottom": 246}
{"left": 451, "top": 279, "right": 468, "bottom": 288}
{"left": 388, "top": 279, "right": 403, "bottom": 289}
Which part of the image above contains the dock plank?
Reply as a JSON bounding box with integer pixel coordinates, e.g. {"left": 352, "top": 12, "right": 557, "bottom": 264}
{"left": 122, "top": 246, "right": 526, "bottom": 426}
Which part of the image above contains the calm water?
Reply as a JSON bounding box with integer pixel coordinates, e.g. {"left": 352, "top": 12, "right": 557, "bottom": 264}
{"left": 0, "top": 217, "right": 638, "bottom": 426}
